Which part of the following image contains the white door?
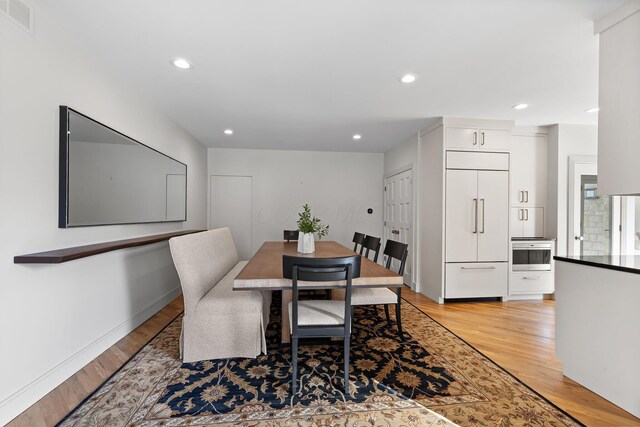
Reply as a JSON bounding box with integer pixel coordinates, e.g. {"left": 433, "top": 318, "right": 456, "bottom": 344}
{"left": 522, "top": 207, "right": 544, "bottom": 238}
{"left": 446, "top": 169, "right": 478, "bottom": 262}
{"left": 511, "top": 208, "right": 524, "bottom": 238}
{"left": 568, "top": 158, "right": 597, "bottom": 256}
{"left": 479, "top": 129, "right": 511, "bottom": 151}
{"left": 477, "top": 170, "right": 509, "bottom": 262}
{"left": 384, "top": 169, "right": 413, "bottom": 285}
{"left": 209, "top": 175, "right": 252, "bottom": 259}
{"left": 511, "top": 135, "right": 547, "bottom": 205}
{"left": 445, "top": 127, "right": 479, "bottom": 150}
{"left": 165, "top": 174, "right": 186, "bottom": 221}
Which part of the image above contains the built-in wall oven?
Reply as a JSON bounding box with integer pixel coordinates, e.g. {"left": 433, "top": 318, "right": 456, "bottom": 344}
{"left": 512, "top": 241, "right": 552, "bottom": 271}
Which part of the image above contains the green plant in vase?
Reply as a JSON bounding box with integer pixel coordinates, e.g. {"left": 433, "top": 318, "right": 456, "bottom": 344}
{"left": 296, "top": 204, "right": 329, "bottom": 253}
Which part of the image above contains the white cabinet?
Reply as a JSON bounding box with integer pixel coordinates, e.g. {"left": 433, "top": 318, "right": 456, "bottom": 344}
{"left": 446, "top": 169, "right": 509, "bottom": 262}
{"left": 511, "top": 207, "right": 544, "bottom": 238}
{"left": 446, "top": 263, "right": 508, "bottom": 298}
{"left": 510, "top": 271, "right": 554, "bottom": 295}
{"left": 511, "top": 135, "right": 547, "bottom": 206}
{"left": 446, "top": 127, "right": 511, "bottom": 151}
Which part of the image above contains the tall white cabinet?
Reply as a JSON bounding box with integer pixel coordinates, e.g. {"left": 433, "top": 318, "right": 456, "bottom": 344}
{"left": 510, "top": 129, "right": 548, "bottom": 238}
{"left": 419, "top": 118, "right": 513, "bottom": 303}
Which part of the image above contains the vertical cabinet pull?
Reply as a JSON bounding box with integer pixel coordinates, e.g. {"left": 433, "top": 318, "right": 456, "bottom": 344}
{"left": 472, "top": 198, "right": 478, "bottom": 233}
{"left": 481, "top": 131, "right": 485, "bottom": 146}
{"left": 473, "top": 132, "right": 478, "bottom": 145}
{"left": 518, "top": 209, "right": 523, "bottom": 220}
{"left": 519, "top": 190, "right": 523, "bottom": 203}
{"left": 480, "top": 199, "right": 485, "bottom": 233}
{"left": 524, "top": 209, "right": 529, "bottom": 221}
{"left": 525, "top": 190, "right": 529, "bottom": 203}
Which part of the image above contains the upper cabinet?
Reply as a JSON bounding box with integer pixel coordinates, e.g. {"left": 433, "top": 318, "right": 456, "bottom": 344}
{"left": 596, "top": 3, "right": 640, "bottom": 196}
{"left": 446, "top": 127, "right": 511, "bottom": 151}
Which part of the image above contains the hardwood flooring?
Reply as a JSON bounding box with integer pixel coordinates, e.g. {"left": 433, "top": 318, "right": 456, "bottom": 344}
{"left": 7, "top": 289, "right": 640, "bottom": 426}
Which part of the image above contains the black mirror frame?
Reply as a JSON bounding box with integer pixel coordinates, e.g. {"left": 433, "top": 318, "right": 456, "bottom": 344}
{"left": 58, "top": 105, "right": 188, "bottom": 228}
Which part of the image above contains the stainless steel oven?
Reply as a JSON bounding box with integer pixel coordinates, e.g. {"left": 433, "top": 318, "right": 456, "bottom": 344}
{"left": 512, "top": 241, "right": 552, "bottom": 271}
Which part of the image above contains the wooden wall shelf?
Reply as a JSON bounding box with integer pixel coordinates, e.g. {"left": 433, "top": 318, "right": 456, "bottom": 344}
{"left": 14, "top": 230, "right": 204, "bottom": 264}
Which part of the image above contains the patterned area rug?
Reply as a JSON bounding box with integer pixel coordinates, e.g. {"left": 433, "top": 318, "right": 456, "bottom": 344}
{"left": 58, "top": 294, "right": 582, "bottom": 426}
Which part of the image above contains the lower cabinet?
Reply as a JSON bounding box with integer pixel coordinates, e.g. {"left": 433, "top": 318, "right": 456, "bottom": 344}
{"left": 511, "top": 207, "right": 544, "bottom": 238}
{"left": 510, "top": 271, "right": 554, "bottom": 295}
{"left": 445, "top": 262, "right": 508, "bottom": 298}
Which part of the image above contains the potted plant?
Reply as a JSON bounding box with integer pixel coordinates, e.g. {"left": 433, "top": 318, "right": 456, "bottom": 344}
{"left": 296, "top": 203, "right": 329, "bottom": 253}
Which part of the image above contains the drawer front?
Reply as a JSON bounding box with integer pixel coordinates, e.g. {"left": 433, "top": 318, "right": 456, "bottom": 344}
{"left": 446, "top": 151, "right": 510, "bottom": 171}
{"left": 510, "top": 271, "right": 554, "bottom": 295}
{"left": 445, "top": 262, "right": 508, "bottom": 298}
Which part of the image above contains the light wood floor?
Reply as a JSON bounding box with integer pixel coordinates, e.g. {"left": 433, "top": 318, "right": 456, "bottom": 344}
{"left": 8, "top": 289, "right": 640, "bottom": 426}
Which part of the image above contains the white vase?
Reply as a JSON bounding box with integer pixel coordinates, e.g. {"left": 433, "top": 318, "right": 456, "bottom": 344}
{"left": 297, "top": 232, "right": 315, "bottom": 254}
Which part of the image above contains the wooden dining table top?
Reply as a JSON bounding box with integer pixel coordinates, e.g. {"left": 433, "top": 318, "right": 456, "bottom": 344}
{"left": 233, "top": 241, "right": 403, "bottom": 290}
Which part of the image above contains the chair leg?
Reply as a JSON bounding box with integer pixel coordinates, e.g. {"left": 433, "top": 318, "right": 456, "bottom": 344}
{"left": 291, "top": 336, "right": 298, "bottom": 396}
{"left": 395, "top": 302, "right": 404, "bottom": 341}
{"left": 384, "top": 304, "right": 392, "bottom": 326}
{"left": 343, "top": 333, "right": 350, "bottom": 396}
{"left": 350, "top": 305, "right": 355, "bottom": 333}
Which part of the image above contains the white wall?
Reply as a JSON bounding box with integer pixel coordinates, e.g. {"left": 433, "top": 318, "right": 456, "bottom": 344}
{"left": 383, "top": 133, "right": 419, "bottom": 286}
{"left": 0, "top": 8, "right": 207, "bottom": 424}
{"left": 207, "top": 148, "right": 384, "bottom": 253}
{"left": 546, "top": 124, "right": 598, "bottom": 256}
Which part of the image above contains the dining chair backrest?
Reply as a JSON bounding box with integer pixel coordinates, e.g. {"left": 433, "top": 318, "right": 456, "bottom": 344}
{"left": 352, "top": 232, "right": 365, "bottom": 253}
{"left": 283, "top": 230, "right": 300, "bottom": 242}
{"left": 383, "top": 239, "right": 409, "bottom": 276}
{"left": 362, "top": 235, "right": 381, "bottom": 262}
{"left": 282, "top": 255, "right": 361, "bottom": 334}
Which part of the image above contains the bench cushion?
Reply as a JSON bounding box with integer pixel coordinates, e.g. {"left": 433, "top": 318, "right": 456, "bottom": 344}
{"left": 196, "top": 261, "right": 263, "bottom": 315}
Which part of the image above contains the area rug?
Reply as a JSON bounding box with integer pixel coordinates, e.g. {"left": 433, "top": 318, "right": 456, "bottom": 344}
{"left": 58, "top": 294, "right": 582, "bottom": 426}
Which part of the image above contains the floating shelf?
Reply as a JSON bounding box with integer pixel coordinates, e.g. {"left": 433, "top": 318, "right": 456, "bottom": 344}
{"left": 14, "top": 230, "right": 204, "bottom": 264}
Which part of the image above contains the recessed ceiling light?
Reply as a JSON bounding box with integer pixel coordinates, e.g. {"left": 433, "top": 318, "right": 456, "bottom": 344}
{"left": 400, "top": 74, "right": 417, "bottom": 84}
{"left": 585, "top": 107, "right": 600, "bottom": 113}
{"left": 224, "top": 129, "right": 234, "bottom": 135}
{"left": 352, "top": 134, "right": 362, "bottom": 141}
{"left": 512, "top": 103, "right": 529, "bottom": 110}
{"left": 172, "top": 58, "right": 192, "bottom": 69}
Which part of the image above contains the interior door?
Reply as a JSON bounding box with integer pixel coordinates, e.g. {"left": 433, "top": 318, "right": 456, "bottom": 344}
{"left": 384, "top": 169, "right": 413, "bottom": 284}
{"left": 209, "top": 175, "right": 252, "bottom": 259}
{"left": 446, "top": 169, "right": 478, "bottom": 262}
{"left": 477, "top": 170, "right": 509, "bottom": 262}
{"left": 522, "top": 207, "right": 544, "bottom": 238}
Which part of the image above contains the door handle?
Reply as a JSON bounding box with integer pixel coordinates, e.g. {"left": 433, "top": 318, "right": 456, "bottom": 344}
{"left": 481, "top": 131, "right": 485, "bottom": 146}
{"left": 518, "top": 209, "right": 523, "bottom": 221}
{"left": 519, "top": 190, "right": 524, "bottom": 203}
{"left": 472, "top": 198, "right": 478, "bottom": 233}
{"left": 473, "top": 132, "right": 478, "bottom": 145}
{"left": 525, "top": 190, "right": 529, "bottom": 203}
{"left": 523, "top": 276, "right": 541, "bottom": 280}
{"left": 575, "top": 236, "right": 584, "bottom": 241}
{"left": 479, "top": 199, "right": 485, "bottom": 233}
{"left": 461, "top": 266, "right": 496, "bottom": 270}
{"left": 524, "top": 209, "right": 529, "bottom": 221}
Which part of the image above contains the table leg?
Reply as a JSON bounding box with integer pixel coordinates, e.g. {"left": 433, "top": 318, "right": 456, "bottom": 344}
{"left": 281, "top": 290, "right": 292, "bottom": 344}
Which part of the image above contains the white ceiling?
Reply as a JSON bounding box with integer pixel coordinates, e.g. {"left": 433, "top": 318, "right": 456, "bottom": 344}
{"left": 35, "top": 0, "right": 623, "bottom": 153}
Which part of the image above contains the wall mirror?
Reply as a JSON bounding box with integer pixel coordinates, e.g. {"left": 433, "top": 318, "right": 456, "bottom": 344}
{"left": 59, "top": 106, "right": 187, "bottom": 227}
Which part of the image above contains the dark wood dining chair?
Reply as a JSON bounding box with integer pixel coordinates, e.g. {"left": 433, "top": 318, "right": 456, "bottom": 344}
{"left": 350, "top": 239, "right": 408, "bottom": 340}
{"left": 361, "top": 235, "right": 381, "bottom": 262}
{"left": 284, "top": 230, "right": 299, "bottom": 242}
{"left": 283, "top": 254, "right": 361, "bottom": 396}
{"left": 352, "top": 232, "right": 365, "bottom": 253}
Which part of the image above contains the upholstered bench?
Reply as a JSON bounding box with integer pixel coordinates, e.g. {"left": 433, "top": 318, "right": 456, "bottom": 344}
{"left": 169, "top": 228, "right": 271, "bottom": 363}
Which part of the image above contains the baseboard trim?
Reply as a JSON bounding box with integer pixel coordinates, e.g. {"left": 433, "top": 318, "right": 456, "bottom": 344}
{"left": 0, "top": 287, "right": 181, "bottom": 425}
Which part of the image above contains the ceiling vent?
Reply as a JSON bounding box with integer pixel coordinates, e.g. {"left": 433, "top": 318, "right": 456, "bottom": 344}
{"left": 1, "top": 0, "right": 33, "bottom": 34}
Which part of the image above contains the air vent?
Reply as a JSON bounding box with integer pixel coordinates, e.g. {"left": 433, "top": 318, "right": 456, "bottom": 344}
{"left": 1, "top": 0, "right": 33, "bottom": 34}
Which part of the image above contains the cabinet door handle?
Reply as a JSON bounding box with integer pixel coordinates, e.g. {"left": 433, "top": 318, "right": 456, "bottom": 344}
{"left": 481, "top": 131, "right": 485, "bottom": 146}
{"left": 519, "top": 190, "right": 523, "bottom": 203}
{"left": 461, "top": 266, "right": 496, "bottom": 270}
{"left": 525, "top": 190, "right": 529, "bottom": 203}
{"left": 472, "top": 198, "right": 478, "bottom": 233}
{"left": 518, "top": 209, "right": 523, "bottom": 221}
{"left": 523, "top": 276, "right": 541, "bottom": 280}
{"left": 473, "top": 132, "right": 478, "bottom": 145}
{"left": 480, "top": 199, "right": 485, "bottom": 233}
{"left": 524, "top": 209, "right": 529, "bottom": 221}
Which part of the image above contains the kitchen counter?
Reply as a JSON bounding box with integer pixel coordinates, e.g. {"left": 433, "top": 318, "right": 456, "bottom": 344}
{"left": 554, "top": 257, "right": 640, "bottom": 418}
{"left": 554, "top": 255, "right": 640, "bottom": 275}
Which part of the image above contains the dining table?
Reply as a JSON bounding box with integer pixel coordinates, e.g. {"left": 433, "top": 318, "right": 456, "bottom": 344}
{"left": 233, "top": 240, "right": 403, "bottom": 343}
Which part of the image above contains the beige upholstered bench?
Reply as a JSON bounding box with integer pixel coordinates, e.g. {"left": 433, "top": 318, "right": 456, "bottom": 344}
{"left": 169, "top": 228, "right": 271, "bottom": 363}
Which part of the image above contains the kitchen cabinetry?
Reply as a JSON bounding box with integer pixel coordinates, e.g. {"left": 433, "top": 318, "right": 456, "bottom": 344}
{"left": 419, "top": 118, "right": 513, "bottom": 304}
{"left": 510, "top": 131, "right": 548, "bottom": 238}
{"left": 446, "top": 127, "right": 511, "bottom": 151}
